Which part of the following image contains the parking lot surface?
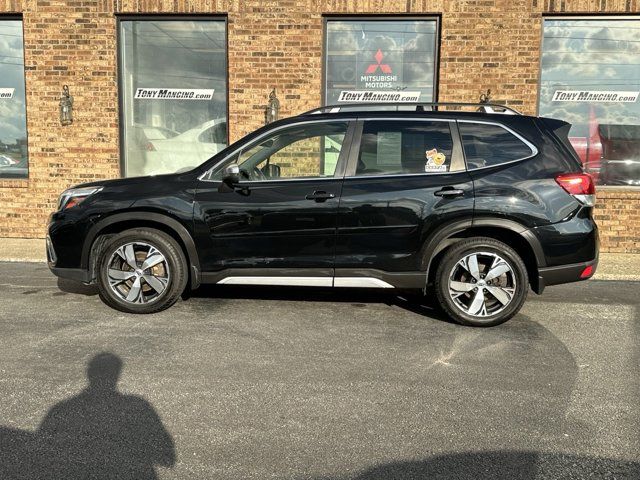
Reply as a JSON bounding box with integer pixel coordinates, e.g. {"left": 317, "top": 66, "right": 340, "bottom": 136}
{"left": 0, "top": 261, "right": 638, "bottom": 479}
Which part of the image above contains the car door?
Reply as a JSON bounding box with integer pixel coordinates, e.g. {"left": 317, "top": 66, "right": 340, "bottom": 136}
{"left": 335, "top": 117, "right": 474, "bottom": 282}
{"left": 193, "top": 119, "right": 355, "bottom": 282}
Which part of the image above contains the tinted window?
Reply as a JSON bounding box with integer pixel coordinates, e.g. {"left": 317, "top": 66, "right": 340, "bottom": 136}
{"left": 210, "top": 122, "right": 348, "bottom": 181}
{"left": 356, "top": 121, "right": 453, "bottom": 176}
{"left": 459, "top": 123, "right": 533, "bottom": 169}
{"left": 0, "top": 19, "right": 28, "bottom": 179}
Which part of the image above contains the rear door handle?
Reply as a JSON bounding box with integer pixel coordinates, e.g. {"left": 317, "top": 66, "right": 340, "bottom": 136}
{"left": 434, "top": 188, "right": 465, "bottom": 198}
{"left": 305, "top": 190, "right": 336, "bottom": 202}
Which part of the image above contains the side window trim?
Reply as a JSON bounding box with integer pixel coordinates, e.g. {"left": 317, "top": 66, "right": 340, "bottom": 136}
{"left": 449, "top": 121, "right": 466, "bottom": 172}
{"left": 344, "top": 117, "right": 464, "bottom": 178}
{"left": 457, "top": 119, "right": 539, "bottom": 171}
{"left": 198, "top": 119, "right": 356, "bottom": 182}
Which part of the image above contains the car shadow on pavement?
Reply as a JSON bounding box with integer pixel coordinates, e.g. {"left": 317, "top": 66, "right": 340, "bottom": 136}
{"left": 56, "top": 277, "right": 98, "bottom": 296}
{"left": 309, "top": 451, "right": 640, "bottom": 479}
{"left": 190, "top": 284, "right": 458, "bottom": 324}
{"left": 54, "top": 279, "right": 452, "bottom": 323}
{"left": 0, "top": 353, "right": 175, "bottom": 480}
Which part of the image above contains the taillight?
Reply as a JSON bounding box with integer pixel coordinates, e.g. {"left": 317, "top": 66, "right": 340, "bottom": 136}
{"left": 145, "top": 142, "right": 156, "bottom": 151}
{"left": 580, "top": 265, "right": 594, "bottom": 279}
{"left": 555, "top": 173, "right": 596, "bottom": 206}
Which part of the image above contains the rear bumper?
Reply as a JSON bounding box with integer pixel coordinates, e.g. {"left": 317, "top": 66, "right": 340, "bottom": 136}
{"left": 535, "top": 256, "right": 598, "bottom": 294}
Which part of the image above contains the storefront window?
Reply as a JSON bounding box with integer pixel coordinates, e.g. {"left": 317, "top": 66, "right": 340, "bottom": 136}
{"left": 324, "top": 18, "right": 438, "bottom": 105}
{"left": 119, "top": 19, "right": 227, "bottom": 177}
{"left": 539, "top": 18, "right": 640, "bottom": 187}
{"left": 0, "top": 19, "right": 28, "bottom": 179}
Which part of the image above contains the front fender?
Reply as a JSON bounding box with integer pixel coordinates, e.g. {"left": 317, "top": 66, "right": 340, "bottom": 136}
{"left": 80, "top": 211, "right": 201, "bottom": 288}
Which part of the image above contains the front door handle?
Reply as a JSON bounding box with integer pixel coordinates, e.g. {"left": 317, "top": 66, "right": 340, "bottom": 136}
{"left": 305, "top": 190, "right": 336, "bottom": 202}
{"left": 434, "top": 187, "right": 465, "bottom": 198}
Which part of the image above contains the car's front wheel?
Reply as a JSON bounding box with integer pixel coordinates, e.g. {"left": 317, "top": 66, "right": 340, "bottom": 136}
{"left": 96, "top": 228, "right": 188, "bottom": 314}
{"left": 434, "top": 237, "right": 528, "bottom": 327}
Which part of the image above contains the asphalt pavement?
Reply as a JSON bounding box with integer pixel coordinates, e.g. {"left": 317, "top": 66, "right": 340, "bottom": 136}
{"left": 0, "top": 262, "right": 638, "bottom": 479}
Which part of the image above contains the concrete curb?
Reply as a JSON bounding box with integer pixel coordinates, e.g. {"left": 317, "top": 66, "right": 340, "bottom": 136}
{"left": 0, "top": 237, "right": 638, "bottom": 281}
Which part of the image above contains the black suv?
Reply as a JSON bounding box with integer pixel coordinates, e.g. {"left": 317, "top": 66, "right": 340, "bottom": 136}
{"left": 47, "top": 103, "right": 598, "bottom": 326}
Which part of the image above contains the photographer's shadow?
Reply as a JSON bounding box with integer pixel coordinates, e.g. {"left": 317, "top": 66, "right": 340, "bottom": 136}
{"left": 1, "top": 353, "right": 175, "bottom": 480}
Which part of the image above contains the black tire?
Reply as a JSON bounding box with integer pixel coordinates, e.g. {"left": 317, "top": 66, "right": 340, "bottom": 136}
{"left": 96, "top": 228, "right": 188, "bottom": 314}
{"left": 434, "top": 237, "right": 528, "bottom": 327}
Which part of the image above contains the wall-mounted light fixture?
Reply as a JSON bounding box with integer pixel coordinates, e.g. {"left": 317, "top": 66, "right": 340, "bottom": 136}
{"left": 59, "top": 85, "right": 73, "bottom": 126}
{"left": 479, "top": 89, "right": 492, "bottom": 104}
{"left": 264, "top": 88, "right": 280, "bottom": 125}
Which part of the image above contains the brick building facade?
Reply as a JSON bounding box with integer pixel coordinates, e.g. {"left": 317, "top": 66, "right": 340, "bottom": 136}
{"left": 0, "top": 0, "right": 639, "bottom": 251}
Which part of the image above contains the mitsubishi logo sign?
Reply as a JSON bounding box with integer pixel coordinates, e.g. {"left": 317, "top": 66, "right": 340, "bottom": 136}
{"left": 336, "top": 45, "right": 421, "bottom": 103}
{"left": 365, "top": 49, "right": 392, "bottom": 74}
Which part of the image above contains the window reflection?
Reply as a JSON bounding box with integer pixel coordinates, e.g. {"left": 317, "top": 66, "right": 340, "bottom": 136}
{"left": 325, "top": 19, "right": 438, "bottom": 105}
{"left": 356, "top": 121, "right": 453, "bottom": 176}
{"left": 0, "top": 19, "right": 28, "bottom": 179}
{"left": 120, "top": 20, "right": 228, "bottom": 177}
{"left": 539, "top": 19, "right": 640, "bottom": 187}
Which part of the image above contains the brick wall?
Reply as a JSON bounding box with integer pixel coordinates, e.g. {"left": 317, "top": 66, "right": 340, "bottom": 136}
{"left": 0, "top": 0, "right": 639, "bottom": 252}
{"left": 595, "top": 191, "right": 640, "bottom": 253}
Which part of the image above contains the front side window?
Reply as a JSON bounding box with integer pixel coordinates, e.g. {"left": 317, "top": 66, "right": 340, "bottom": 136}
{"left": 211, "top": 122, "right": 348, "bottom": 182}
{"left": 119, "top": 19, "right": 228, "bottom": 177}
{"left": 325, "top": 18, "right": 438, "bottom": 105}
{"left": 539, "top": 18, "right": 640, "bottom": 187}
{"left": 355, "top": 121, "right": 454, "bottom": 176}
{"left": 0, "top": 19, "right": 28, "bottom": 179}
{"left": 459, "top": 122, "right": 534, "bottom": 170}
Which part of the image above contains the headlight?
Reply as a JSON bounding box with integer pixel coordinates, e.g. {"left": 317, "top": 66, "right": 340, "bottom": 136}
{"left": 58, "top": 186, "right": 103, "bottom": 210}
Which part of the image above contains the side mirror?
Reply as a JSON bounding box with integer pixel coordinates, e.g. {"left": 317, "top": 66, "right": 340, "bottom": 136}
{"left": 223, "top": 163, "right": 240, "bottom": 185}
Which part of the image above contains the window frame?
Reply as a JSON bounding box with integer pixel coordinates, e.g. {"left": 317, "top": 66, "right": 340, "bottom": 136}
{"left": 321, "top": 14, "right": 442, "bottom": 107}
{"left": 198, "top": 119, "right": 358, "bottom": 183}
{"left": 457, "top": 120, "right": 539, "bottom": 171}
{"left": 116, "top": 14, "right": 229, "bottom": 178}
{"left": 0, "top": 14, "right": 29, "bottom": 181}
{"left": 344, "top": 117, "right": 465, "bottom": 178}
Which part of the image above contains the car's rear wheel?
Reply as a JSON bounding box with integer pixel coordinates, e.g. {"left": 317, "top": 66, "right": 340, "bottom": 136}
{"left": 434, "top": 237, "right": 528, "bottom": 327}
{"left": 97, "top": 228, "right": 188, "bottom": 314}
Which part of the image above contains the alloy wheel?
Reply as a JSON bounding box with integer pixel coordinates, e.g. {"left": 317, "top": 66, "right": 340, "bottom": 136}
{"left": 448, "top": 251, "right": 516, "bottom": 317}
{"left": 106, "top": 242, "right": 170, "bottom": 304}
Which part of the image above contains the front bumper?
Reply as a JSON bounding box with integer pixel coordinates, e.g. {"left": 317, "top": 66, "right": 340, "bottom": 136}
{"left": 47, "top": 233, "right": 90, "bottom": 283}
{"left": 535, "top": 256, "right": 598, "bottom": 294}
{"left": 49, "top": 266, "right": 91, "bottom": 283}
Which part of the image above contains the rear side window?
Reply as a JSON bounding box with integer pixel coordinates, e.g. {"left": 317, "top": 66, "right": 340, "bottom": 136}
{"left": 356, "top": 121, "right": 454, "bottom": 176}
{"left": 459, "top": 122, "right": 535, "bottom": 169}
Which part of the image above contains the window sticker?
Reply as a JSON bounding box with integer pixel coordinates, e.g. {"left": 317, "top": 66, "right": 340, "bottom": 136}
{"left": 0, "top": 88, "right": 15, "bottom": 99}
{"left": 134, "top": 88, "right": 215, "bottom": 100}
{"left": 425, "top": 148, "right": 447, "bottom": 172}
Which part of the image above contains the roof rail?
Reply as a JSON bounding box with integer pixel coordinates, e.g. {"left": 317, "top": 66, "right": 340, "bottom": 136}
{"left": 302, "top": 102, "right": 522, "bottom": 116}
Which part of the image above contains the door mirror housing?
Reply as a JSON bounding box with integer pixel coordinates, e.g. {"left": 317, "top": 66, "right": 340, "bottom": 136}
{"left": 222, "top": 163, "right": 241, "bottom": 185}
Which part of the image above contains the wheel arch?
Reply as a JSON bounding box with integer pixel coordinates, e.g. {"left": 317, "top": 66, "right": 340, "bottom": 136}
{"left": 81, "top": 212, "right": 201, "bottom": 289}
{"left": 423, "top": 219, "right": 546, "bottom": 294}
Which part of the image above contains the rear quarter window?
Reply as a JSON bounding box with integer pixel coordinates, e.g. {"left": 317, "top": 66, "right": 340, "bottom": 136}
{"left": 459, "top": 122, "right": 536, "bottom": 170}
